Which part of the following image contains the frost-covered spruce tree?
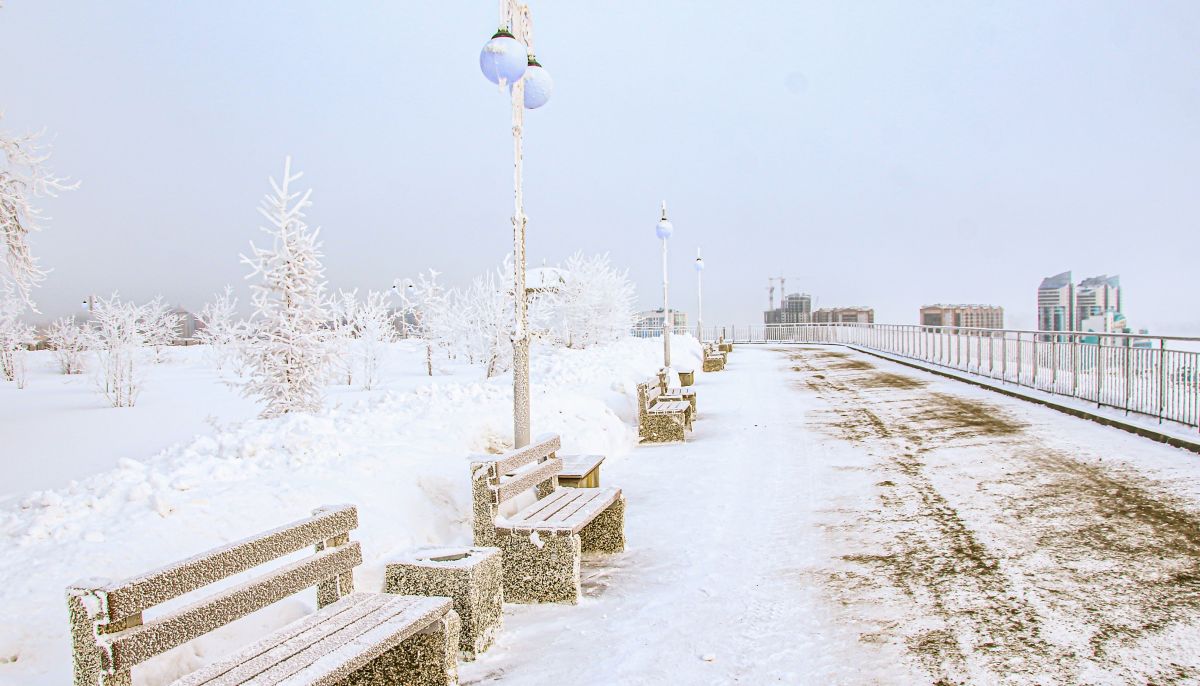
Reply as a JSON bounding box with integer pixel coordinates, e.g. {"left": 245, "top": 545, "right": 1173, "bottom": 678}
{"left": 89, "top": 293, "right": 147, "bottom": 407}
{"left": 239, "top": 157, "right": 331, "bottom": 418}
{"left": 1, "top": 115, "right": 77, "bottom": 307}
{"left": 46, "top": 315, "right": 89, "bottom": 374}
{"left": 196, "top": 285, "right": 241, "bottom": 372}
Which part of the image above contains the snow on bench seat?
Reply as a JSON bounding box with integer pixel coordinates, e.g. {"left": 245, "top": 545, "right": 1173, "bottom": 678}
{"left": 497, "top": 486, "right": 620, "bottom": 535}
{"left": 471, "top": 434, "right": 626, "bottom": 604}
{"left": 172, "top": 593, "right": 452, "bottom": 686}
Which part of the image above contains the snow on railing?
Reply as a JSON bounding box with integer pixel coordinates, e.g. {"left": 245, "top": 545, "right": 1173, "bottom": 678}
{"left": 683, "top": 323, "right": 1200, "bottom": 430}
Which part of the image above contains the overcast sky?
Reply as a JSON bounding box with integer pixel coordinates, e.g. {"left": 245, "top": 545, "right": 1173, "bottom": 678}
{"left": 2, "top": 2, "right": 1198, "bottom": 333}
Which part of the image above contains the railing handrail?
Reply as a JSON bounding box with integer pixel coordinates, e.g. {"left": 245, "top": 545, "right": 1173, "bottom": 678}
{"left": 751, "top": 322, "right": 1198, "bottom": 343}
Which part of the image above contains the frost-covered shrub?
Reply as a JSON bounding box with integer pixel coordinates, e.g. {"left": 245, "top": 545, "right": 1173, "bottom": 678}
{"left": 46, "top": 315, "right": 89, "bottom": 375}
{"left": 196, "top": 285, "right": 242, "bottom": 372}
{"left": 141, "top": 295, "right": 181, "bottom": 364}
{"left": 0, "top": 286, "right": 34, "bottom": 383}
{"left": 542, "top": 252, "right": 635, "bottom": 349}
{"left": 396, "top": 270, "right": 451, "bottom": 377}
{"left": 238, "top": 157, "right": 331, "bottom": 418}
{"left": 89, "top": 293, "right": 147, "bottom": 407}
{"left": 333, "top": 289, "right": 397, "bottom": 390}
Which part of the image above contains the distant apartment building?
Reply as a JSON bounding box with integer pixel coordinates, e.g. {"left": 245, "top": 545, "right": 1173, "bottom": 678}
{"left": 1076, "top": 275, "right": 1121, "bottom": 327}
{"left": 813, "top": 307, "right": 874, "bottom": 324}
{"left": 634, "top": 308, "right": 687, "bottom": 331}
{"left": 1038, "top": 271, "right": 1124, "bottom": 334}
{"left": 1037, "top": 271, "right": 1076, "bottom": 333}
{"left": 920, "top": 304, "right": 1004, "bottom": 330}
{"left": 764, "top": 293, "right": 812, "bottom": 324}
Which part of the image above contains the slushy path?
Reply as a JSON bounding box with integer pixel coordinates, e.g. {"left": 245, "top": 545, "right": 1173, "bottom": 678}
{"left": 462, "top": 346, "right": 1200, "bottom": 685}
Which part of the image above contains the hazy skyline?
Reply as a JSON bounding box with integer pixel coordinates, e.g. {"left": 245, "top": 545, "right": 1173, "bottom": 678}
{"left": 2, "top": 2, "right": 1198, "bottom": 333}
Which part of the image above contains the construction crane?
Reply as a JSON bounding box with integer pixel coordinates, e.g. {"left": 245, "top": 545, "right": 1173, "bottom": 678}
{"left": 766, "top": 280, "right": 776, "bottom": 312}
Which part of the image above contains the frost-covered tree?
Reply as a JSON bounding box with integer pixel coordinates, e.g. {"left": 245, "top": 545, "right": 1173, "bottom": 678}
{"left": 0, "top": 285, "right": 35, "bottom": 383}
{"left": 141, "top": 295, "right": 181, "bottom": 363}
{"left": 239, "top": 157, "right": 331, "bottom": 418}
{"left": 548, "top": 252, "right": 635, "bottom": 348}
{"left": 46, "top": 315, "right": 90, "bottom": 375}
{"left": 332, "top": 289, "right": 397, "bottom": 390}
{"left": 395, "top": 270, "right": 450, "bottom": 376}
{"left": 89, "top": 293, "right": 147, "bottom": 407}
{"left": 1, "top": 115, "right": 77, "bottom": 307}
{"left": 460, "top": 263, "right": 514, "bottom": 378}
{"left": 196, "top": 285, "right": 242, "bottom": 372}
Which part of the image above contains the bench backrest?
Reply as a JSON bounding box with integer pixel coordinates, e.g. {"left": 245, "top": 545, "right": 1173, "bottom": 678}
{"left": 470, "top": 434, "right": 563, "bottom": 546}
{"left": 67, "top": 504, "right": 360, "bottom": 686}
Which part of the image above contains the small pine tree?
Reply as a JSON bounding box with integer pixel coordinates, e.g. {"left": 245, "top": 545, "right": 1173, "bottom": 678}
{"left": 239, "top": 157, "right": 331, "bottom": 418}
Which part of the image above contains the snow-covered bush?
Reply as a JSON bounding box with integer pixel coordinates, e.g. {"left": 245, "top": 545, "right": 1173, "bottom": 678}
{"left": 396, "top": 270, "right": 451, "bottom": 377}
{"left": 46, "top": 315, "right": 90, "bottom": 374}
{"left": 196, "top": 285, "right": 242, "bottom": 372}
{"left": 0, "top": 286, "right": 34, "bottom": 383}
{"left": 460, "top": 264, "right": 513, "bottom": 378}
{"left": 1, "top": 116, "right": 77, "bottom": 306}
{"left": 547, "top": 252, "right": 635, "bottom": 349}
{"left": 89, "top": 293, "right": 147, "bottom": 407}
{"left": 142, "top": 295, "right": 182, "bottom": 363}
{"left": 239, "top": 157, "right": 331, "bottom": 418}
{"left": 331, "top": 289, "right": 398, "bottom": 390}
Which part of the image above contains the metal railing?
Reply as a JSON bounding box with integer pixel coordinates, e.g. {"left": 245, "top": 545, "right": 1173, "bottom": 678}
{"left": 680, "top": 323, "right": 1200, "bottom": 430}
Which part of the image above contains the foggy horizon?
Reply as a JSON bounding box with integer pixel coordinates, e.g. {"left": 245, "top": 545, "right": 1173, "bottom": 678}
{"left": 3, "top": 2, "right": 1197, "bottom": 334}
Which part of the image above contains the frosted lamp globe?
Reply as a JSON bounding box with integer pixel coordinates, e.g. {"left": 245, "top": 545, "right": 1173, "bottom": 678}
{"left": 480, "top": 29, "right": 528, "bottom": 86}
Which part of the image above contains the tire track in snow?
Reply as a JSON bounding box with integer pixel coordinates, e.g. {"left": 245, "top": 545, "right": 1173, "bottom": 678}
{"left": 786, "top": 347, "right": 1200, "bottom": 685}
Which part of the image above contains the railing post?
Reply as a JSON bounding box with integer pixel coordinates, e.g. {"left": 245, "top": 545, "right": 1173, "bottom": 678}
{"left": 1097, "top": 335, "right": 1105, "bottom": 408}
{"left": 1159, "top": 339, "right": 1166, "bottom": 424}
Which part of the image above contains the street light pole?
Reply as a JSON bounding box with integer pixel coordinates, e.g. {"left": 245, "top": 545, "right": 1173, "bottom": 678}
{"left": 481, "top": 1, "right": 552, "bottom": 449}
{"left": 656, "top": 202, "right": 673, "bottom": 369}
{"left": 695, "top": 249, "right": 704, "bottom": 342}
{"left": 509, "top": 4, "right": 531, "bottom": 449}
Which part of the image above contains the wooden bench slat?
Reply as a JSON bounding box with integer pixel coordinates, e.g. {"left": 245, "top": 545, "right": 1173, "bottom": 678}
{"left": 519, "top": 489, "right": 591, "bottom": 524}
{"left": 104, "top": 505, "right": 358, "bottom": 621}
{"left": 494, "top": 434, "right": 561, "bottom": 475}
{"left": 500, "top": 487, "right": 621, "bottom": 535}
{"left": 504, "top": 488, "right": 583, "bottom": 525}
{"left": 172, "top": 593, "right": 391, "bottom": 686}
{"left": 495, "top": 457, "right": 562, "bottom": 503}
{"left": 279, "top": 596, "right": 451, "bottom": 686}
{"left": 110, "top": 543, "right": 363, "bottom": 671}
{"left": 243, "top": 595, "right": 448, "bottom": 685}
{"left": 557, "top": 454, "right": 604, "bottom": 480}
{"left": 544, "top": 490, "right": 608, "bottom": 524}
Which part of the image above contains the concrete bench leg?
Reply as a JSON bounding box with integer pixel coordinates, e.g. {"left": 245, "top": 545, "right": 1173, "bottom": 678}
{"left": 641, "top": 413, "right": 686, "bottom": 442}
{"left": 580, "top": 495, "right": 626, "bottom": 554}
{"left": 348, "top": 610, "right": 461, "bottom": 686}
{"left": 498, "top": 530, "right": 581, "bottom": 604}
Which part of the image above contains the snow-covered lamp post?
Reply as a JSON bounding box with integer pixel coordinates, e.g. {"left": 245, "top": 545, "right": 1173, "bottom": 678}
{"left": 694, "top": 249, "right": 704, "bottom": 342}
{"left": 480, "top": 1, "right": 553, "bottom": 449}
{"left": 656, "top": 202, "right": 673, "bottom": 368}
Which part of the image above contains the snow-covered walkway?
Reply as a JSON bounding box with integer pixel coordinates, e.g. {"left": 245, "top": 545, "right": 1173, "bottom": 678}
{"left": 464, "top": 345, "right": 1200, "bottom": 685}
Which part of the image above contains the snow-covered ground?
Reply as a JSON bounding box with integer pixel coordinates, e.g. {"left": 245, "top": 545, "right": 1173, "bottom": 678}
{"left": 0, "top": 337, "right": 702, "bottom": 685}
{"left": 3, "top": 343, "right": 1199, "bottom": 685}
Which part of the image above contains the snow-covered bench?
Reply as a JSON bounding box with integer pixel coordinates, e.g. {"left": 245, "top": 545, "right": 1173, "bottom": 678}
{"left": 637, "top": 380, "right": 692, "bottom": 442}
{"left": 702, "top": 343, "right": 726, "bottom": 372}
{"left": 67, "top": 504, "right": 460, "bottom": 686}
{"left": 657, "top": 368, "right": 697, "bottom": 417}
{"left": 470, "top": 434, "right": 625, "bottom": 604}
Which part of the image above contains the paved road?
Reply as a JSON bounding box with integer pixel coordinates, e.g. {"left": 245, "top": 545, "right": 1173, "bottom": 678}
{"left": 462, "top": 346, "right": 1200, "bottom": 685}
